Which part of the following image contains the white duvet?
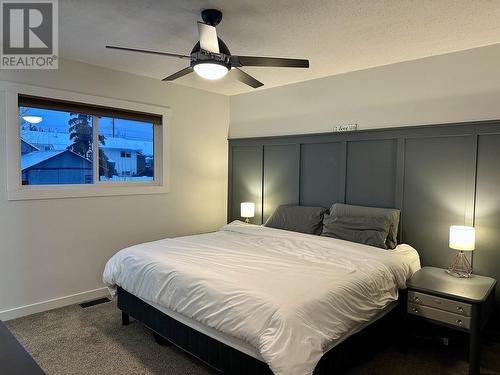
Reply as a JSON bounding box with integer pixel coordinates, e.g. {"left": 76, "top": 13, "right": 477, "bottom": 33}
{"left": 103, "top": 221, "right": 420, "bottom": 375}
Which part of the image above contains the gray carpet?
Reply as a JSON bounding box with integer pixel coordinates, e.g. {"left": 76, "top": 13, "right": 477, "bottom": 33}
{"left": 5, "top": 300, "right": 500, "bottom": 375}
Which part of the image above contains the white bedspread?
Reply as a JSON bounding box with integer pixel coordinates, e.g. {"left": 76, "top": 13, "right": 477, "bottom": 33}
{"left": 103, "top": 221, "right": 420, "bottom": 375}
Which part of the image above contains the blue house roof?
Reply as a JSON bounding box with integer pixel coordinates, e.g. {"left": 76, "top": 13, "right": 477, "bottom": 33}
{"left": 21, "top": 150, "right": 66, "bottom": 170}
{"left": 21, "top": 150, "right": 91, "bottom": 171}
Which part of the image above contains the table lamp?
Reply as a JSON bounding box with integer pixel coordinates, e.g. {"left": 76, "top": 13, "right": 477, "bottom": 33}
{"left": 446, "top": 225, "right": 475, "bottom": 278}
{"left": 241, "top": 202, "right": 255, "bottom": 223}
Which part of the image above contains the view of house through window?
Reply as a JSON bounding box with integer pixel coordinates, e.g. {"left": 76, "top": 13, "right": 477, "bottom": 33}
{"left": 98, "top": 117, "right": 154, "bottom": 182}
{"left": 19, "top": 97, "right": 157, "bottom": 186}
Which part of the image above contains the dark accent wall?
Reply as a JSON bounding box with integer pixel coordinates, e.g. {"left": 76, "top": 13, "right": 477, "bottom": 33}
{"left": 229, "top": 146, "right": 263, "bottom": 224}
{"left": 300, "top": 142, "right": 344, "bottom": 208}
{"left": 228, "top": 120, "right": 500, "bottom": 321}
{"left": 345, "top": 139, "right": 398, "bottom": 208}
{"left": 263, "top": 145, "right": 300, "bottom": 222}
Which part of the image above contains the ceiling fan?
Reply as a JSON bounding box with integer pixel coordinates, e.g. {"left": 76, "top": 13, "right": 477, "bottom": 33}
{"left": 106, "top": 9, "right": 309, "bottom": 88}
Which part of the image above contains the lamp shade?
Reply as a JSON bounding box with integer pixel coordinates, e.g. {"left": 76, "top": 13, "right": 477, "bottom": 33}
{"left": 449, "top": 225, "right": 475, "bottom": 251}
{"left": 241, "top": 202, "right": 255, "bottom": 218}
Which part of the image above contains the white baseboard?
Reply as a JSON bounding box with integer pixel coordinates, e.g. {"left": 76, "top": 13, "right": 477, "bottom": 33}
{"left": 0, "top": 287, "right": 110, "bottom": 321}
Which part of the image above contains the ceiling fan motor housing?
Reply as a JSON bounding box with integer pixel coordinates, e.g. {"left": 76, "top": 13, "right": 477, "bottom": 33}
{"left": 190, "top": 38, "right": 232, "bottom": 70}
{"left": 201, "top": 9, "right": 223, "bottom": 26}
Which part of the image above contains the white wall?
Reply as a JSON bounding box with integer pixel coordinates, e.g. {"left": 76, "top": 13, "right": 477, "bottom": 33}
{"left": 0, "top": 59, "right": 229, "bottom": 319}
{"left": 230, "top": 44, "right": 500, "bottom": 138}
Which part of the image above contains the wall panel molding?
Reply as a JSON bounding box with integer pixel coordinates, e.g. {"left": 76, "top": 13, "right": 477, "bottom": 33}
{"left": 262, "top": 144, "right": 300, "bottom": 222}
{"left": 299, "top": 142, "right": 343, "bottom": 208}
{"left": 229, "top": 120, "right": 500, "bottom": 317}
{"left": 345, "top": 138, "right": 398, "bottom": 208}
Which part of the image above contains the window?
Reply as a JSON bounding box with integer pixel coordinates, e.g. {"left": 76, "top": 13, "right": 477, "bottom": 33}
{"left": 98, "top": 117, "right": 153, "bottom": 182}
{"left": 120, "top": 151, "right": 131, "bottom": 158}
{"left": 19, "top": 95, "right": 160, "bottom": 186}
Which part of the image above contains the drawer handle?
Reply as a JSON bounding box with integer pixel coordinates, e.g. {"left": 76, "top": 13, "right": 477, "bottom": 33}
{"left": 457, "top": 306, "right": 464, "bottom": 313}
{"left": 456, "top": 319, "right": 463, "bottom": 326}
{"left": 412, "top": 307, "right": 419, "bottom": 313}
{"left": 413, "top": 296, "right": 420, "bottom": 303}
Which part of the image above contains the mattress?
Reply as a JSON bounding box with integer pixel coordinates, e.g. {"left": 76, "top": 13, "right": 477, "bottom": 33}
{"left": 104, "top": 221, "right": 420, "bottom": 375}
{"left": 142, "top": 296, "right": 399, "bottom": 362}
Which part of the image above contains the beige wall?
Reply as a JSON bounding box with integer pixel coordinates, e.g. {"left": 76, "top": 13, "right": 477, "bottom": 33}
{"left": 230, "top": 44, "right": 500, "bottom": 138}
{"left": 0, "top": 59, "right": 229, "bottom": 318}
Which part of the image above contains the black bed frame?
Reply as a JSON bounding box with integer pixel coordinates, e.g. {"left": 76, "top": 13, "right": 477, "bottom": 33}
{"left": 117, "top": 286, "right": 407, "bottom": 374}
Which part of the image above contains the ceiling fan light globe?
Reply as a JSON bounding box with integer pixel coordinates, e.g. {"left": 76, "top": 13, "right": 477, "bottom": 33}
{"left": 193, "top": 63, "right": 228, "bottom": 80}
{"left": 22, "top": 115, "right": 43, "bottom": 124}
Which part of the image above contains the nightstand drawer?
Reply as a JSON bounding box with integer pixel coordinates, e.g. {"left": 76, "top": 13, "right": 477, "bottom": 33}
{"left": 408, "top": 291, "right": 471, "bottom": 316}
{"left": 408, "top": 303, "right": 471, "bottom": 330}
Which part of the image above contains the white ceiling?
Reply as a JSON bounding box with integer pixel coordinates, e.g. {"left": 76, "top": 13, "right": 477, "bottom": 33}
{"left": 60, "top": 0, "right": 500, "bottom": 96}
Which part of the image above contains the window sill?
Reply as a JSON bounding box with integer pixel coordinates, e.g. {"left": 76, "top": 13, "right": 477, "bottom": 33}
{"left": 7, "top": 183, "right": 169, "bottom": 201}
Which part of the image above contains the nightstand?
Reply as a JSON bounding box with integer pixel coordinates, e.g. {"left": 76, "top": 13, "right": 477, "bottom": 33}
{"left": 406, "top": 266, "right": 496, "bottom": 375}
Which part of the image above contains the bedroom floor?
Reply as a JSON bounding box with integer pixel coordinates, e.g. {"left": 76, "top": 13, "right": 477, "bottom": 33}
{"left": 5, "top": 300, "right": 500, "bottom": 375}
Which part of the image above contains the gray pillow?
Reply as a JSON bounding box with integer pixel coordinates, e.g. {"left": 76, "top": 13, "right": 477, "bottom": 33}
{"left": 264, "top": 205, "right": 327, "bottom": 235}
{"left": 329, "top": 203, "right": 400, "bottom": 249}
{"left": 321, "top": 214, "right": 391, "bottom": 249}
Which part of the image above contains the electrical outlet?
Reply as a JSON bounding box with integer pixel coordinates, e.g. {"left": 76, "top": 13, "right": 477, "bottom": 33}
{"left": 333, "top": 124, "right": 358, "bottom": 132}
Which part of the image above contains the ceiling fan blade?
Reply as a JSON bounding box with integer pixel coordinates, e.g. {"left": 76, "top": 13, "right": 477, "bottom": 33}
{"left": 232, "top": 56, "right": 309, "bottom": 68}
{"left": 232, "top": 68, "right": 264, "bottom": 88}
{"left": 197, "top": 22, "right": 219, "bottom": 53}
{"left": 106, "top": 45, "right": 190, "bottom": 59}
{"left": 162, "top": 67, "right": 193, "bottom": 81}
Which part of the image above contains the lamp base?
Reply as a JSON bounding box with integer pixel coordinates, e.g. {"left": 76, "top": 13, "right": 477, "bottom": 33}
{"left": 446, "top": 251, "right": 472, "bottom": 278}
{"left": 244, "top": 218, "right": 250, "bottom": 223}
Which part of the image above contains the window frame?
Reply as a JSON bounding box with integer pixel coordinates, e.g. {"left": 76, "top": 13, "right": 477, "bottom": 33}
{"left": 4, "top": 82, "right": 171, "bottom": 200}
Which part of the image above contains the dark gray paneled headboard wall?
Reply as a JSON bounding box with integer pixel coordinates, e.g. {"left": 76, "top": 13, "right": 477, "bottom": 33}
{"left": 228, "top": 120, "right": 500, "bottom": 319}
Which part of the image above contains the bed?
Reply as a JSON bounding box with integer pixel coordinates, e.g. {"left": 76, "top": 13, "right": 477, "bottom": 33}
{"left": 103, "top": 220, "right": 420, "bottom": 375}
